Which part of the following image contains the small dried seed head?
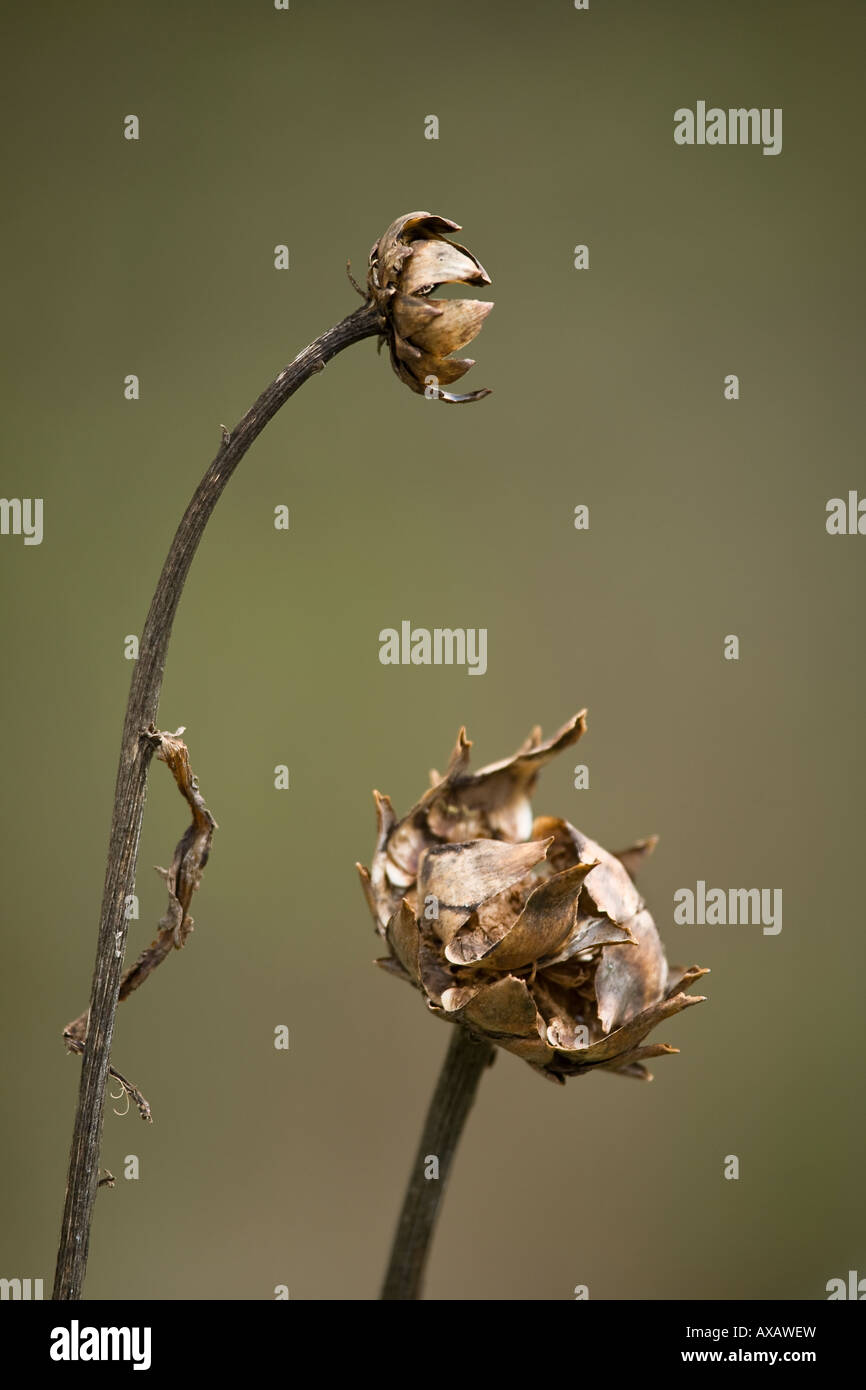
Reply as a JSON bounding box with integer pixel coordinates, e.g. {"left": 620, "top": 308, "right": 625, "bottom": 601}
{"left": 367, "top": 212, "right": 493, "bottom": 403}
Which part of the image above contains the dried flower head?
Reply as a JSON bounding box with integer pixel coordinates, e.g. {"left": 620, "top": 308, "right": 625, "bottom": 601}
{"left": 358, "top": 713, "right": 708, "bottom": 1082}
{"left": 367, "top": 212, "right": 493, "bottom": 403}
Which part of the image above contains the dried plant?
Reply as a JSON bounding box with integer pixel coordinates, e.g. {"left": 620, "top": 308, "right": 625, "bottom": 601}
{"left": 361, "top": 712, "right": 706, "bottom": 1081}
{"left": 361, "top": 713, "right": 708, "bottom": 1297}
{"left": 367, "top": 212, "right": 493, "bottom": 402}
{"left": 55, "top": 211, "right": 492, "bottom": 1300}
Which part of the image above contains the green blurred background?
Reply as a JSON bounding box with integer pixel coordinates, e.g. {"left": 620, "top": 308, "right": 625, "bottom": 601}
{"left": 2, "top": 0, "right": 864, "bottom": 1300}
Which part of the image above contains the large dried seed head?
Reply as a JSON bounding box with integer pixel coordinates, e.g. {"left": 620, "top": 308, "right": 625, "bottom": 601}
{"left": 367, "top": 212, "right": 493, "bottom": 403}
{"left": 358, "top": 713, "right": 708, "bottom": 1083}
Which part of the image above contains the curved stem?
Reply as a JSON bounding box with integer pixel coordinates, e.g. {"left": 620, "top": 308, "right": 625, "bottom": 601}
{"left": 381, "top": 1025, "right": 495, "bottom": 1300}
{"left": 53, "top": 300, "right": 381, "bottom": 1300}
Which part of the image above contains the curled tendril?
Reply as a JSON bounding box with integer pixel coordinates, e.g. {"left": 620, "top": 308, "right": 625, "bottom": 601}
{"left": 109, "top": 1078, "right": 131, "bottom": 1117}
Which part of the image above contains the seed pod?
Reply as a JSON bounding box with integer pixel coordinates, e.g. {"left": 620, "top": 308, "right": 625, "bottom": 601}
{"left": 358, "top": 713, "right": 708, "bottom": 1082}
{"left": 367, "top": 212, "right": 493, "bottom": 403}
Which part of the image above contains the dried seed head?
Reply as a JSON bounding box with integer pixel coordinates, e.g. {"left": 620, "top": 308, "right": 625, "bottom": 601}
{"left": 358, "top": 714, "right": 708, "bottom": 1082}
{"left": 367, "top": 212, "right": 493, "bottom": 403}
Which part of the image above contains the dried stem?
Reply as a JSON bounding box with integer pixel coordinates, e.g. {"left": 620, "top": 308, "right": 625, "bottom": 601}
{"left": 62, "top": 727, "right": 218, "bottom": 1123}
{"left": 381, "top": 1025, "right": 495, "bottom": 1300}
{"left": 54, "top": 299, "right": 381, "bottom": 1301}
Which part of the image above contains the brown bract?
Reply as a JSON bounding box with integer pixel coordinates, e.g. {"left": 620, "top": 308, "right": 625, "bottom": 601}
{"left": 367, "top": 212, "right": 493, "bottom": 403}
{"left": 358, "top": 714, "right": 708, "bottom": 1082}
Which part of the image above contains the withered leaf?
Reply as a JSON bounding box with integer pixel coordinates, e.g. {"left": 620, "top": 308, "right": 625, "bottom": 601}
{"left": 62, "top": 728, "right": 217, "bottom": 1121}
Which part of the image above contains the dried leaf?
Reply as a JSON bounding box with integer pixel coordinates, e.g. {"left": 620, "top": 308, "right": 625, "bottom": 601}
{"left": 62, "top": 728, "right": 216, "bottom": 1121}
